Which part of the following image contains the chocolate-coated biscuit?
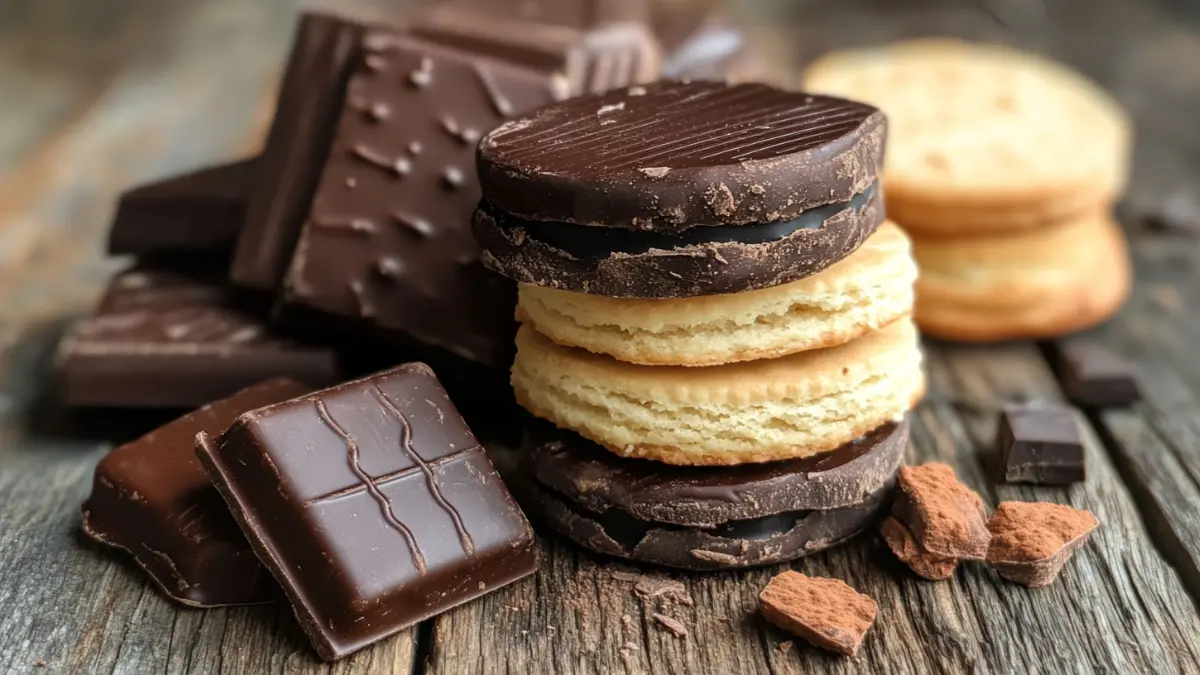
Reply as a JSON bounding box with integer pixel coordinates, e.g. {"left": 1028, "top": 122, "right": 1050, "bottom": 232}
{"left": 522, "top": 421, "right": 905, "bottom": 570}
{"left": 474, "top": 80, "right": 886, "bottom": 298}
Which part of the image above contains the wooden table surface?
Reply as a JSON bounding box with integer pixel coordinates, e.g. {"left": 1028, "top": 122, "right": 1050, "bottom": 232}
{"left": 4, "top": 0, "right": 1200, "bottom": 673}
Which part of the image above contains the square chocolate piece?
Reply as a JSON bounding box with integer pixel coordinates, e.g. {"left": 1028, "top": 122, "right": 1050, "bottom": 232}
{"left": 1054, "top": 340, "right": 1141, "bottom": 408}
{"left": 997, "top": 402, "right": 1086, "bottom": 485}
{"left": 82, "top": 379, "right": 310, "bottom": 607}
{"left": 55, "top": 267, "right": 340, "bottom": 408}
{"left": 196, "top": 363, "right": 537, "bottom": 661}
{"left": 279, "top": 28, "right": 577, "bottom": 368}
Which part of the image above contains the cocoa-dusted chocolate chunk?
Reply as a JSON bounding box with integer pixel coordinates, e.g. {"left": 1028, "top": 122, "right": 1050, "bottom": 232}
{"left": 474, "top": 80, "right": 885, "bottom": 298}
{"left": 986, "top": 501, "right": 1099, "bottom": 587}
{"left": 522, "top": 421, "right": 905, "bottom": 570}
{"left": 892, "top": 463, "right": 991, "bottom": 560}
{"left": 108, "top": 158, "right": 256, "bottom": 257}
{"left": 81, "top": 379, "right": 310, "bottom": 607}
{"left": 997, "top": 402, "right": 1086, "bottom": 485}
{"left": 1053, "top": 340, "right": 1142, "bottom": 408}
{"left": 231, "top": 12, "right": 370, "bottom": 293}
{"left": 54, "top": 267, "right": 340, "bottom": 409}
{"left": 196, "top": 363, "right": 537, "bottom": 661}
{"left": 880, "top": 516, "right": 958, "bottom": 581}
{"left": 759, "top": 571, "right": 877, "bottom": 657}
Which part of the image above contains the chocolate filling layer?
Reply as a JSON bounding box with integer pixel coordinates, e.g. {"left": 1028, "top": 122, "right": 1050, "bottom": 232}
{"left": 484, "top": 181, "right": 879, "bottom": 260}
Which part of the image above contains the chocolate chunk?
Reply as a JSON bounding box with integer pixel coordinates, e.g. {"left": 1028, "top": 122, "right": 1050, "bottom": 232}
{"left": 997, "top": 402, "right": 1086, "bottom": 485}
{"left": 891, "top": 463, "right": 991, "bottom": 560}
{"left": 986, "top": 501, "right": 1099, "bottom": 587}
{"left": 474, "top": 81, "right": 885, "bottom": 298}
{"left": 1053, "top": 340, "right": 1142, "bottom": 408}
{"left": 231, "top": 12, "right": 369, "bottom": 293}
{"left": 759, "top": 571, "right": 877, "bottom": 657}
{"left": 880, "top": 516, "right": 958, "bottom": 581}
{"left": 522, "top": 422, "right": 904, "bottom": 570}
{"left": 195, "top": 363, "right": 537, "bottom": 661}
{"left": 431, "top": 0, "right": 649, "bottom": 29}
{"left": 55, "top": 267, "right": 340, "bottom": 408}
{"left": 81, "top": 379, "right": 310, "bottom": 607}
{"left": 108, "top": 158, "right": 256, "bottom": 257}
{"left": 529, "top": 419, "right": 907, "bottom": 526}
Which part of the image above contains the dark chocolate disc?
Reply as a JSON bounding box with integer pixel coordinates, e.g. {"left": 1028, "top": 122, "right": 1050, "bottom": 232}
{"left": 520, "top": 420, "right": 907, "bottom": 570}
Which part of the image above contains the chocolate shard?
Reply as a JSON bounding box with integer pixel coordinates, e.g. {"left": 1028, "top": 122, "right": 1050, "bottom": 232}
{"left": 82, "top": 379, "right": 311, "bottom": 607}
{"left": 231, "top": 12, "right": 370, "bottom": 293}
{"left": 1053, "top": 340, "right": 1142, "bottom": 408}
{"left": 986, "top": 501, "right": 1099, "bottom": 587}
{"left": 108, "top": 158, "right": 257, "bottom": 257}
{"left": 759, "top": 571, "right": 877, "bottom": 657}
{"left": 55, "top": 267, "right": 340, "bottom": 408}
{"left": 891, "top": 463, "right": 991, "bottom": 560}
{"left": 880, "top": 516, "right": 958, "bottom": 581}
{"left": 278, "top": 25, "right": 581, "bottom": 368}
{"left": 195, "top": 363, "right": 537, "bottom": 661}
{"left": 997, "top": 402, "right": 1086, "bottom": 485}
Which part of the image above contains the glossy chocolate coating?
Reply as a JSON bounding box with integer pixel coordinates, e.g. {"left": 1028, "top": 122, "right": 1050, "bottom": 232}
{"left": 528, "top": 418, "right": 906, "bottom": 526}
{"left": 231, "top": 12, "right": 369, "bottom": 292}
{"left": 522, "top": 422, "right": 905, "bottom": 570}
{"left": 81, "top": 379, "right": 311, "bottom": 607}
{"left": 196, "top": 363, "right": 537, "bottom": 661}
{"left": 108, "top": 158, "right": 256, "bottom": 257}
{"left": 55, "top": 267, "right": 340, "bottom": 408}
{"left": 477, "top": 80, "right": 885, "bottom": 230}
{"left": 279, "top": 26, "right": 577, "bottom": 368}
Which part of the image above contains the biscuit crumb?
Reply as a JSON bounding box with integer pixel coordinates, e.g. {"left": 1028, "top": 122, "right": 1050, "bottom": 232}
{"left": 639, "top": 167, "right": 671, "bottom": 178}
{"left": 759, "top": 571, "right": 876, "bottom": 657}
{"left": 652, "top": 613, "right": 688, "bottom": 637}
{"left": 598, "top": 102, "right": 625, "bottom": 115}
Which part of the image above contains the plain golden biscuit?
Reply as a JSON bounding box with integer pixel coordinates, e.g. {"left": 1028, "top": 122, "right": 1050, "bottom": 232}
{"left": 517, "top": 222, "right": 916, "bottom": 366}
{"left": 511, "top": 319, "right": 925, "bottom": 466}
{"left": 913, "top": 215, "right": 1131, "bottom": 342}
{"left": 802, "top": 39, "right": 1131, "bottom": 235}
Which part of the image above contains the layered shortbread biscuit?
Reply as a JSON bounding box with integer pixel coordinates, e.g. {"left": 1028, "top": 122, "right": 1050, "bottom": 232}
{"left": 511, "top": 319, "right": 925, "bottom": 465}
{"left": 517, "top": 222, "right": 916, "bottom": 366}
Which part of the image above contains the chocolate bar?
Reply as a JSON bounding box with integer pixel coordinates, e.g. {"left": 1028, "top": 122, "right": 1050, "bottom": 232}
{"left": 196, "top": 363, "right": 537, "bottom": 661}
{"left": 81, "top": 379, "right": 310, "bottom": 607}
{"left": 1053, "top": 340, "right": 1142, "bottom": 408}
{"left": 278, "top": 27, "right": 580, "bottom": 368}
{"left": 55, "top": 267, "right": 340, "bottom": 408}
{"left": 108, "top": 158, "right": 256, "bottom": 257}
{"left": 231, "top": 12, "right": 369, "bottom": 292}
{"left": 996, "top": 402, "right": 1086, "bottom": 485}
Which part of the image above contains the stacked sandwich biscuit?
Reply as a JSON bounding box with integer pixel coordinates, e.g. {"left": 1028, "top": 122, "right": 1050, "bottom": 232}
{"left": 803, "top": 39, "right": 1133, "bottom": 342}
{"left": 472, "top": 80, "right": 924, "bottom": 570}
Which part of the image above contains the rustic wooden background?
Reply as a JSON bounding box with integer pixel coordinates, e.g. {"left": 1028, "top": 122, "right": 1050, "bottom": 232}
{"left": 3, "top": 0, "right": 1200, "bottom": 673}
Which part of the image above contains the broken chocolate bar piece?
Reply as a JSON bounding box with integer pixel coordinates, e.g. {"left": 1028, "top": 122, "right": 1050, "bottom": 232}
{"left": 279, "top": 26, "right": 582, "bottom": 368}
{"left": 759, "top": 571, "right": 877, "bottom": 657}
{"left": 55, "top": 267, "right": 340, "bottom": 408}
{"left": 1054, "top": 340, "right": 1142, "bottom": 408}
{"left": 986, "top": 501, "right": 1099, "bottom": 587}
{"left": 231, "top": 12, "right": 370, "bottom": 293}
{"left": 997, "top": 402, "right": 1086, "bottom": 485}
{"left": 892, "top": 463, "right": 991, "bottom": 560}
{"left": 81, "top": 379, "right": 310, "bottom": 607}
{"left": 880, "top": 516, "right": 958, "bottom": 581}
{"left": 196, "top": 363, "right": 537, "bottom": 661}
{"left": 108, "top": 158, "right": 256, "bottom": 257}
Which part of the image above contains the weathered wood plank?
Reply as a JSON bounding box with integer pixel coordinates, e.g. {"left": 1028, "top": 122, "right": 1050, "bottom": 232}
{"left": 426, "top": 341, "right": 1200, "bottom": 675}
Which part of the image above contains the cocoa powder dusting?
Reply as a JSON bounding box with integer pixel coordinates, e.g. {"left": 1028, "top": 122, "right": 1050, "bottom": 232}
{"left": 987, "top": 501, "right": 1098, "bottom": 563}
{"left": 880, "top": 516, "right": 958, "bottom": 581}
{"left": 894, "top": 463, "right": 991, "bottom": 560}
{"left": 759, "top": 571, "right": 877, "bottom": 657}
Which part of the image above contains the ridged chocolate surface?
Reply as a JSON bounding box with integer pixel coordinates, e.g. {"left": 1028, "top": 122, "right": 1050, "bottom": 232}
{"left": 478, "top": 80, "right": 885, "bottom": 229}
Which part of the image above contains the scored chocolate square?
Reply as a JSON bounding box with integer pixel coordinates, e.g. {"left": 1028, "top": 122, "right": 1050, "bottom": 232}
{"left": 55, "top": 267, "right": 340, "bottom": 408}
{"left": 196, "top": 363, "right": 537, "bottom": 661}
{"left": 279, "top": 29, "right": 575, "bottom": 368}
{"left": 996, "top": 402, "right": 1086, "bottom": 485}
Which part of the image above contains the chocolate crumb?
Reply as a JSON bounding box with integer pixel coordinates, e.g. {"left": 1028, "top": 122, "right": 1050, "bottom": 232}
{"left": 34, "top": 660, "right": 47, "bottom": 668}
{"left": 759, "top": 571, "right": 877, "bottom": 657}
{"left": 639, "top": 167, "right": 671, "bottom": 178}
{"left": 778, "top": 641, "right": 793, "bottom": 654}
{"left": 690, "top": 549, "right": 740, "bottom": 565}
{"left": 652, "top": 613, "right": 688, "bottom": 638}
{"left": 986, "top": 501, "right": 1099, "bottom": 587}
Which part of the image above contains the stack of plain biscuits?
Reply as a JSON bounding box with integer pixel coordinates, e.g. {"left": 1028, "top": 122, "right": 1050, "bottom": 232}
{"left": 471, "top": 80, "right": 925, "bottom": 569}
{"left": 803, "top": 39, "right": 1133, "bottom": 341}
